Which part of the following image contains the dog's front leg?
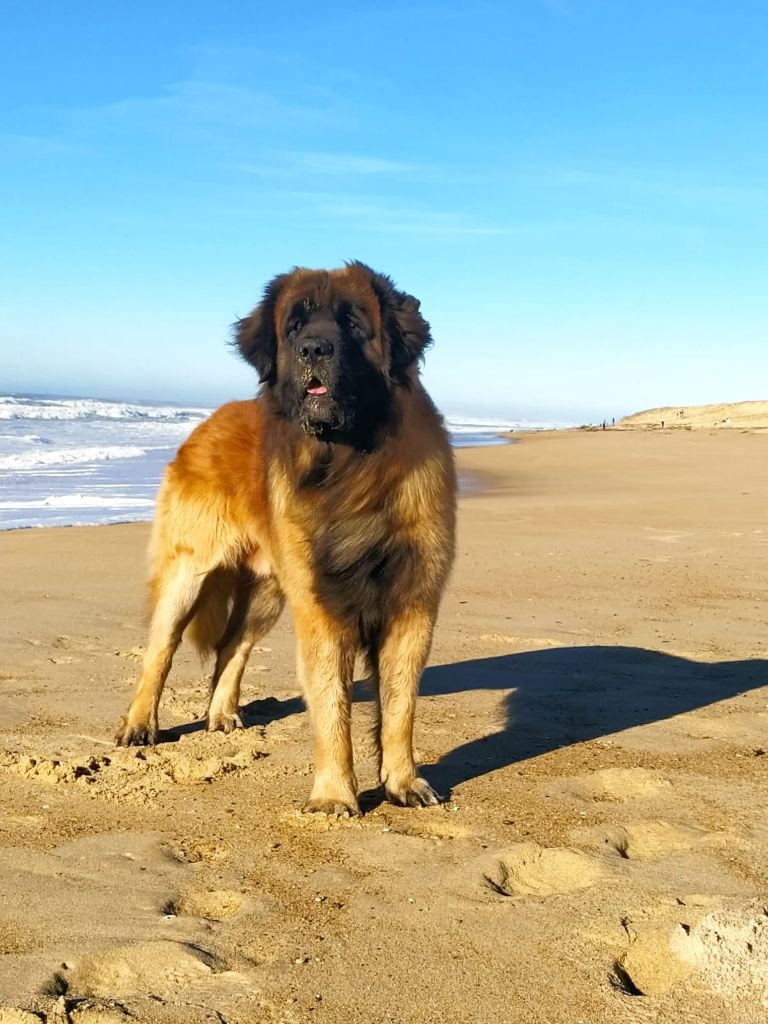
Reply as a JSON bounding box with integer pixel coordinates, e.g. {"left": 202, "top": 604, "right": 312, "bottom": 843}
{"left": 375, "top": 607, "right": 442, "bottom": 808}
{"left": 294, "top": 610, "right": 359, "bottom": 817}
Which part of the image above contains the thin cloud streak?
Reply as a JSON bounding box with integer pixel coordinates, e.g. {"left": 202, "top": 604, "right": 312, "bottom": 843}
{"left": 277, "top": 151, "right": 418, "bottom": 176}
{"left": 531, "top": 165, "right": 768, "bottom": 207}
{"left": 260, "top": 192, "right": 509, "bottom": 235}
{"left": 230, "top": 155, "right": 510, "bottom": 188}
{"left": 60, "top": 80, "right": 352, "bottom": 138}
{"left": 232, "top": 151, "right": 420, "bottom": 178}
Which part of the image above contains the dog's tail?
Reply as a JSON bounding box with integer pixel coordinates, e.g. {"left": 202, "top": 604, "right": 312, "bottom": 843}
{"left": 146, "top": 565, "right": 237, "bottom": 659}
{"left": 185, "top": 569, "right": 236, "bottom": 656}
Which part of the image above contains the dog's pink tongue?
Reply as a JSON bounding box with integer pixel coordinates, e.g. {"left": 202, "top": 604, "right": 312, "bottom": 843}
{"left": 307, "top": 385, "right": 328, "bottom": 396}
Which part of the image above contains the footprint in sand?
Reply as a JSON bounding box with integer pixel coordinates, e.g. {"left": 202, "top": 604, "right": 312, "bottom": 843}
{"left": 169, "top": 888, "right": 243, "bottom": 921}
{"left": 52, "top": 940, "right": 223, "bottom": 1000}
{"left": 483, "top": 842, "right": 603, "bottom": 898}
{"left": 165, "top": 838, "right": 230, "bottom": 864}
{"left": 615, "top": 900, "right": 768, "bottom": 1003}
{"left": 614, "top": 922, "right": 695, "bottom": 995}
{"left": 553, "top": 767, "right": 671, "bottom": 803}
{"left": 572, "top": 820, "right": 724, "bottom": 862}
{"left": 667, "top": 710, "right": 768, "bottom": 746}
{"left": 674, "top": 901, "right": 768, "bottom": 1007}
{"left": 52, "top": 635, "right": 100, "bottom": 652}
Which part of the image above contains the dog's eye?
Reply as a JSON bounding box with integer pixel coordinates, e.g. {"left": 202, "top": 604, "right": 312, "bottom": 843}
{"left": 287, "top": 318, "right": 302, "bottom": 338}
{"left": 347, "top": 315, "right": 366, "bottom": 337}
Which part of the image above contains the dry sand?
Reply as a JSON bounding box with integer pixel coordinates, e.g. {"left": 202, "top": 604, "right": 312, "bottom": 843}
{"left": 1, "top": 427, "right": 767, "bottom": 1023}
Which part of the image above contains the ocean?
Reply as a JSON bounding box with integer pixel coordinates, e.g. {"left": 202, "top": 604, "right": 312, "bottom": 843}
{"left": 0, "top": 394, "right": 574, "bottom": 530}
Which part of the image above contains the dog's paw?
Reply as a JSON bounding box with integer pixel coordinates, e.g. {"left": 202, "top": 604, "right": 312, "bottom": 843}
{"left": 114, "top": 717, "right": 158, "bottom": 747}
{"left": 385, "top": 776, "right": 443, "bottom": 808}
{"left": 207, "top": 709, "right": 244, "bottom": 734}
{"left": 302, "top": 796, "right": 361, "bottom": 818}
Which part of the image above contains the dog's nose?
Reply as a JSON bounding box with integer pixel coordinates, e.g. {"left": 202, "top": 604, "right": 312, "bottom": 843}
{"left": 299, "top": 338, "right": 335, "bottom": 361}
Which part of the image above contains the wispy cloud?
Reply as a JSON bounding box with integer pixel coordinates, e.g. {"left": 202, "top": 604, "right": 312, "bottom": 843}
{"left": 62, "top": 80, "right": 350, "bottom": 140}
{"left": 231, "top": 152, "right": 506, "bottom": 188}
{"left": 232, "top": 151, "right": 420, "bottom": 180}
{"left": 277, "top": 151, "right": 417, "bottom": 176}
{"left": 533, "top": 164, "right": 768, "bottom": 206}
{"left": 265, "top": 192, "right": 511, "bottom": 236}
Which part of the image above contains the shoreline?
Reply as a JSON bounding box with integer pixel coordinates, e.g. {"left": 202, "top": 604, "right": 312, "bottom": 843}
{"left": 3, "top": 419, "right": 767, "bottom": 533}
{"left": 2, "top": 391, "right": 570, "bottom": 532}
{"left": 1, "top": 434, "right": 520, "bottom": 533}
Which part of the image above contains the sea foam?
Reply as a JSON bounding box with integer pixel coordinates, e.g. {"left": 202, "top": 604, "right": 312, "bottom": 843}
{"left": 0, "top": 394, "right": 573, "bottom": 529}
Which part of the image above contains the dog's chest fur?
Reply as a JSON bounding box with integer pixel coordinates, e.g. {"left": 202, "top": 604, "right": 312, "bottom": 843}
{"left": 270, "top": 442, "right": 424, "bottom": 628}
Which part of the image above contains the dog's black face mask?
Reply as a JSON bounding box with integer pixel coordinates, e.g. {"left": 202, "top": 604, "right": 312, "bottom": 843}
{"left": 234, "top": 262, "right": 433, "bottom": 451}
{"left": 274, "top": 298, "right": 389, "bottom": 444}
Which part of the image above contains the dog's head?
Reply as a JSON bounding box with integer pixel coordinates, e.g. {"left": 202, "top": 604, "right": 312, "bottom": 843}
{"left": 234, "top": 262, "right": 432, "bottom": 448}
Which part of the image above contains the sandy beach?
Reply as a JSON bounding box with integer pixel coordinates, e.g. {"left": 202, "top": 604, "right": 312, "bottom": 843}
{"left": 1, "top": 427, "right": 767, "bottom": 1023}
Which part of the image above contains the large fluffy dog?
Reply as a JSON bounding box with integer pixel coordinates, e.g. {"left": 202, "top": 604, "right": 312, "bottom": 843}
{"left": 115, "top": 262, "right": 456, "bottom": 815}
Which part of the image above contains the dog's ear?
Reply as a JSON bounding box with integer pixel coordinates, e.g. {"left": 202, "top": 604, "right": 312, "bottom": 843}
{"left": 233, "top": 273, "right": 289, "bottom": 385}
{"left": 354, "top": 262, "right": 432, "bottom": 384}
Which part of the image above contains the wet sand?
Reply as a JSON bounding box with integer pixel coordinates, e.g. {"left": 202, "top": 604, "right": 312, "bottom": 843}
{"left": 1, "top": 427, "right": 767, "bottom": 1023}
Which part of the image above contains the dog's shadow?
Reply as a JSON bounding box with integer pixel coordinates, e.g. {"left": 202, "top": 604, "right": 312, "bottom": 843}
{"left": 164, "top": 644, "right": 767, "bottom": 801}
{"left": 420, "top": 645, "right": 766, "bottom": 795}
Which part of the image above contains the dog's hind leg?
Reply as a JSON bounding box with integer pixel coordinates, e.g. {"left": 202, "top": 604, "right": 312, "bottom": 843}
{"left": 115, "top": 557, "right": 205, "bottom": 746}
{"left": 207, "top": 573, "right": 284, "bottom": 733}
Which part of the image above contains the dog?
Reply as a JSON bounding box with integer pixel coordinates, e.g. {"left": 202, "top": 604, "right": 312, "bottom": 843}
{"left": 115, "top": 262, "right": 456, "bottom": 815}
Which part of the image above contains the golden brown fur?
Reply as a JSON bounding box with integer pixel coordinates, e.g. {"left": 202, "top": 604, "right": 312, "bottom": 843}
{"left": 116, "top": 264, "right": 456, "bottom": 815}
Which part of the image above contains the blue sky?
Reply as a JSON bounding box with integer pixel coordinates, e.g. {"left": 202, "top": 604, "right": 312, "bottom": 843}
{"left": 1, "top": 1, "right": 766, "bottom": 420}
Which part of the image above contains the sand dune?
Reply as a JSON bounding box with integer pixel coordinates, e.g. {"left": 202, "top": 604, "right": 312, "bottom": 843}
{"left": 619, "top": 399, "right": 768, "bottom": 430}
